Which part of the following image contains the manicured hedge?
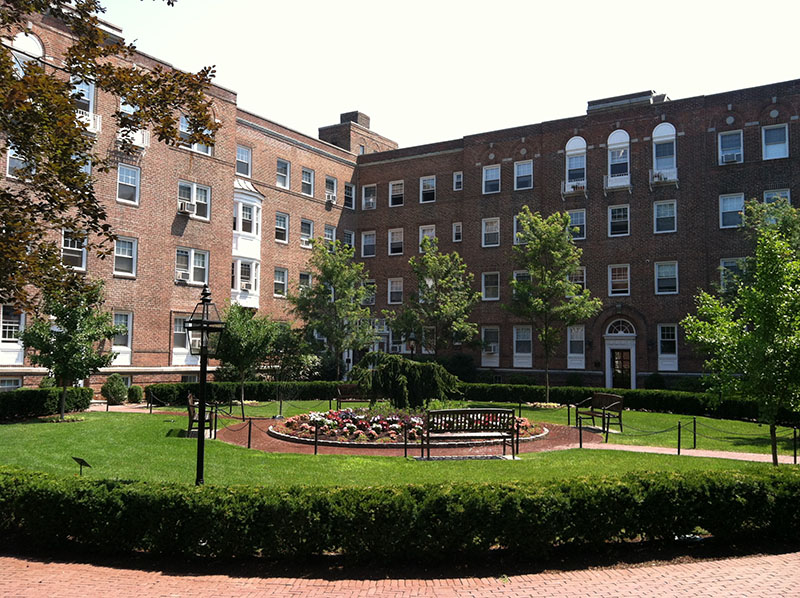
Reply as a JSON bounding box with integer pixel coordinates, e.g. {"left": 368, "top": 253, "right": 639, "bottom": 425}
{"left": 0, "top": 387, "right": 93, "bottom": 420}
{"left": 145, "top": 381, "right": 342, "bottom": 406}
{"left": 1, "top": 467, "right": 799, "bottom": 562}
{"left": 459, "top": 383, "right": 800, "bottom": 425}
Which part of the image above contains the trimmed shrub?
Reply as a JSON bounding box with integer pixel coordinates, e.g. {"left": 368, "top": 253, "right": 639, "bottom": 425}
{"left": 0, "top": 467, "right": 798, "bottom": 562}
{"left": 127, "top": 385, "right": 144, "bottom": 404}
{"left": 101, "top": 374, "right": 128, "bottom": 405}
{"left": 145, "top": 381, "right": 342, "bottom": 406}
{"left": 38, "top": 377, "right": 56, "bottom": 388}
{"left": 0, "top": 387, "right": 93, "bottom": 420}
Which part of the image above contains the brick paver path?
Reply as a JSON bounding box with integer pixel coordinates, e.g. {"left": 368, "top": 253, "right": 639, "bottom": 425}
{"left": 1, "top": 551, "right": 798, "bottom": 597}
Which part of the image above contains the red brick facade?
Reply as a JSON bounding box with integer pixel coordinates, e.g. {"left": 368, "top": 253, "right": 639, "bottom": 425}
{"left": 2, "top": 15, "right": 798, "bottom": 391}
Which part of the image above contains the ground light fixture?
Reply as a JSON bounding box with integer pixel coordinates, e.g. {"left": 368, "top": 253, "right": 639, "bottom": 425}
{"left": 185, "top": 284, "right": 224, "bottom": 485}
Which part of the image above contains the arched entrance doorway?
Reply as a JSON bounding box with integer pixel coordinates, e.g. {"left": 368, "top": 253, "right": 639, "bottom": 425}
{"left": 604, "top": 319, "right": 636, "bottom": 389}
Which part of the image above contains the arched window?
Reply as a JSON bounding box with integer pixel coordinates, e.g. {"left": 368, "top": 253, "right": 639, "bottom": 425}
{"left": 606, "top": 319, "right": 635, "bottom": 335}
{"left": 564, "top": 136, "right": 586, "bottom": 192}
{"left": 606, "top": 130, "right": 630, "bottom": 188}
{"left": 652, "top": 123, "right": 677, "bottom": 181}
{"left": 10, "top": 32, "right": 43, "bottom": 77}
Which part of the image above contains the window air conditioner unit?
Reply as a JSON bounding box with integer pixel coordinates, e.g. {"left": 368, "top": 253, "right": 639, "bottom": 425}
{"left": 325, "top": 193, "right": 336, "bottom": 203}
{"left": 721, "top": 152, "right": 741, "bottom": 164}
{"left": 175, "top": 269, "right": 190, "bottom": 281}
{"left": 189, "top": 338, "right": 202, "bottom": 351}
{"left": 177, "top": 200, "right": 196, "bottom": 214}
{"left": 241, "top": 282, "right": 252, "bottom": 291}
{"left": 389, "top": 344, "right": 402, "bottom": 353}
{"left": 485, "top": 343, "right": 498, "bottom": 354}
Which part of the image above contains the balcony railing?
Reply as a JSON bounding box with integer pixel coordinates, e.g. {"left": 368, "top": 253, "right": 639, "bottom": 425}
{"left": 603, "top": 174, "right": 631, "bottom": 196}
{"left": 649, "top": 167, "right": 679, "bottom": 190}
{"left": 561, "top": 179, "right": 587, "bottom": 199}
{"left": 76, "top": 109, "right": 102, "bottom": 134}
{"left": 117, "top": 128, "right": 151, "bottom": 149}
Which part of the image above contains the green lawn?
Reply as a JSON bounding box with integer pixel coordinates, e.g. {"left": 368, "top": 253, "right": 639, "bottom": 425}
{"left": 0, "top": 412, "right": 781, "bottom": 487}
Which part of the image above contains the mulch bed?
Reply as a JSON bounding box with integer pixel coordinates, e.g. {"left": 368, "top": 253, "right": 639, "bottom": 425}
{"left": 216, "top": 418, "right": 603, "bottom": 456}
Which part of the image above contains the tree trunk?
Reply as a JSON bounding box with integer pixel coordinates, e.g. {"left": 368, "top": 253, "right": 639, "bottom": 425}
{"left": 770, "top": 422, "right": 779, "bottom": 466}
{"left": 544, "top": 358, "right": 550, "bottom": 404}
{"left": 59, "top": 384, "right": 67, "bottom": 421}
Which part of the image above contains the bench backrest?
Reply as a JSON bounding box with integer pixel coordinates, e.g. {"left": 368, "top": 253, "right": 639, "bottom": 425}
{"left": 337, "top": 384, "right": 361, "bottom": 399}
{"left": 187, "top": 394, "right": 196, "bottom": 419}
{"left": 426, "top": 408, "right": 515, "bottom": 433}
{"left": 592, "top": 392, "right": 623, "bottom": 412}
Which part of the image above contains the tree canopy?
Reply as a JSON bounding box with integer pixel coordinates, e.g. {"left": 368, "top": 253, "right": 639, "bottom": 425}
{"left": 508, "top": 206, "right": 602, "bottom": 399}
{"left": 1, "top": 0, "right": 217, "bottom": 309}
{"left": 384, "top": 236, "right": 479, "bottom": 355}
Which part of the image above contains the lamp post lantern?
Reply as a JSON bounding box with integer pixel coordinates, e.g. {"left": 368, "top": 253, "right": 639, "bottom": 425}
{"left": 185, "top": 284, "right": 224, "bottom": 486}
{"left": 407, "top": 332, "right": 417, "bottom": 356}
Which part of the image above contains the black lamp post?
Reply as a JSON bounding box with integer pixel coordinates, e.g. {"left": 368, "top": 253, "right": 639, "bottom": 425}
{"left": 407, "top": 332, "right": 417, "bottom": 356}
{"left": 185, "top": 285, "right": 224, "bottom": 486}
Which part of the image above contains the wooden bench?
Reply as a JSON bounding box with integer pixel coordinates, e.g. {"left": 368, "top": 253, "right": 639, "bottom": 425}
{"left": 334, "top": 383, "right": 365, "bottom": 410}
{"left": 425, "top": 408, "right": 517, "bottom": 459}
{"left": 187, "top": 393, "right": 216, "bottom": 438}
{"left": 573, "top": 392, "right": 623, "bottom": 432}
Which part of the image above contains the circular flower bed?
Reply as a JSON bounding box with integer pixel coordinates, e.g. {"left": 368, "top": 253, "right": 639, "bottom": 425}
{"left": 272, "top": 408, "right": 544, "bottom": 444}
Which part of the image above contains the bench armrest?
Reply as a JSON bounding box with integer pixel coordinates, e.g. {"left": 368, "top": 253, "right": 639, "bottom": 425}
{"left": 602, "top": 401, "right": 622, "bottom": 411}
{"left": 572, "top": 397, "right": 593, "bottom": 407}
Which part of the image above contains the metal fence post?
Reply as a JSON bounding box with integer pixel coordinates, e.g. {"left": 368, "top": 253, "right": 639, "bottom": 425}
{"left": 794, "top": 428, "right": 797, "bottom": 465}
{"left": 314, "top": 422, "right": 319, "bottom": 455}
{"left": 579, "top": 417, "right": 583, "bottom": 449}
{"left": 677, "top": 421, "right": 682, "bottom": 455}
{"left": 404, "top": 426, "right": 408, "bottom": 458}
{"left": 518, "top": 399, "right": 522, "bottom": 418}
{"left": 693, "top": 417, "right": 697, "bottom": 450}
{"left": 567, "top": 404, "right": 571, "bottom": 427}
{"left": 247, "top": 418, "right": 252, "bottom": 449}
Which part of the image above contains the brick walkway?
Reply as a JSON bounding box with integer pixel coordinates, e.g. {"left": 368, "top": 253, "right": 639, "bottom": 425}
{"left": 1, "top": 551, "right": 798, "bottom": 597}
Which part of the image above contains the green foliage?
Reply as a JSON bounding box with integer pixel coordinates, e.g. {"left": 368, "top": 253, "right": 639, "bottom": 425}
{"left": 127, "top": 385, "right": 143, "bottom": 404}
{"left": 0, "top": 387, "right": 92, "bottom": 419}
{"left": 683, "top": 201, "right": 800, "bottom": 464}
{"left": 1, "top": 467, "right": 798, "bottom": 562}
{"left": 351, "top": 352, "right": 462, "bottom": 409}
{"left": 0, "top": 0, "right": 217, "bottom": 309}
{"left": 643, "top": 372, "right": 666, "bottom": 389}
{"left": 288, "top": 240, "right": 376, "bottom": 379}
{"left": 145, "top": 381, "right": 343, "bottom": 406}
{"left": 38, "top": 376, "right": 56, "bottom": 388}
{"left": 101, "top": 373, "right": 127, "bottom": 405}
{"left": 411, "top": 353, "right": 477, "bottom": 382}
{"left": 508, "top": 207, "right": 602, "bottom": 398}
{"left": 19, "top": 280, "right": 123, "bottom": 419}
{"left": 385, "top": 237, "right": 480, "bottom": 354}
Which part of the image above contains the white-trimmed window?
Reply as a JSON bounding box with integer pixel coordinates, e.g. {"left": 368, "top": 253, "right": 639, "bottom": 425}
{"left": 114, "top": 237, "right": 137, "bottom": 277}
{"left": 300, "top": 219, "right": 314, "bottom": 248}
{"left": 569, "top": 266, "right": 586, "bottom": 291}
{"left": 453, "top": 171, "right": 463, "bottom": 191}
{"left": 513, "top": 270, "right": 531, "bottom": 297}
{"left": 232, "top": 259, "right": 259, "bottom": 292}
{"left": 324, "top": 224, "right": 336, "bottom": 244}
{"left": 720, "top": 193, "right": 744, "bottom": 228}
{"left": 764, "top": 189, "right": 791, "bottom": 205}
{"left": 481, "top": 327, "right": 500, "bottom": 366}
{"left": 482, "top": 165, "right": 500, "bottom": 194}
{"left": 762, "top": 124, "right": 788, "bottom": 160}
{"left": 388, "top": 228, "right": 404, "bottom": 255}
{"left": 275, "top": 212, "right": 289, "bottom": 243}
{"left": 301, "top": 168, "right": 314, "bottom": 196}
{"left": 658, "top": 324, "right": 678, "bottom": 371}
{"left": 178, "top": 181, "right": 210, "bottom": 220}
{"left": 389, "top": 181, "right": 404, "bottom": 207}
{"left": 273, "top": 267, "right": 288, "bottom": 297}
{"left": 720, "top": 258, "right": 743, "bottom": 291}
{"left": 175, "top": 247, "right": 208, "bottom": 284}
{"left": 73, "top": 78, "right": 95, "bottom": 116}
{"left": 362, "top": 231, "right": 376, "bottom": 257}
{"left": 608, "top": 264, "right": 630, "bottom": 296}
{"left": 567, "top": 325, "right": 585, "bottom": 370}
{"left": 607, "top": 130, "right": 630, "bottom": 186}
{"left": 514, "top": 160, "right": 533, "bottom": 190}
{"left": 1, "top": 306, "right": 22, "bottom": 343}
{"left": 568, "top": 209, "right": 586, "bottom": 240}
{"left": 173, "top": 316, "right": 199, "bottom": 351}
{"left": 654, "top": 200, "right": 677, "bottom": 233}
{"left": 565, "top": 136, "right": 587, "bottom": 190}
{"left": 325, "top": 176, "right": 337, "bottom": 203}
{"left": 112, "top": 312, "right": 132, "bottom": 350}
{"left": 718, "top": 130, "right": 743, "bottom": 164}
{"left": 6, "top": 145, "right": 26, "bottom": 178}
{"left": 234, "top": 202, "right": 260, "bottom": 236}
{"left": 420, "top": 176, "right": 436, "bottom": 203}
{"left": 362, "top": 184, "right": 376, "bottom": 210}
{"left": 482, "top": 218, "right": 500, "bottom": 247}
{"left": 655, "top": 261, "right": 678, "bottom": 294}
{"left": 343, "top": 230, "right": 355, "bottom": 248}
{"left": 344, "top": 183, "right": 355, "bottom": 209}
{"left": 608, "top": 205, "right": 630, "bottom": 237}
{"left": 117, "top": 164, "right": 140, "bottom": 205}
{"left": 299, "top": 271, "right": 312, "bottom": 290}
{"left": 452, "top": 222, "right": 463, "bottom": 242}
{"left": 9, "top": 32, "right": 43, "bottom": 78}
{"left": 388, "top": 278, "right": 403, "bottom": 304}
{"left": 513, "top": 325, "right": 533, "bottom": 368}
{"left": 482, "top": 272, "right": 500, "bottom": 301}
{"left": 419, "top": 225, "right": 435, "bottom": 251}
{"left": 178, "top": 115, "right": 212, "bottom": 155}
{"left": 236, "top": 145, "right": 252, "bottom": 177}
{"left": 62, "top": 230, "right": 86, "bottom": 271}
{"left": 276, "top": 159, "right": 290, "bottom": 188}
{"left": 0, "top": 378, "right": 22, "bottom": 392}
{"left": 362, "top": 279, "right": 376, "bottom": 305}
{"left": 652, "top": 122, "right": 677, "bottom": 174}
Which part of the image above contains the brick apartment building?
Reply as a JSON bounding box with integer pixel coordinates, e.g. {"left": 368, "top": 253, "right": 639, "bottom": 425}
{"left": 1, "top": 14, "right": 797, "bottom": 391}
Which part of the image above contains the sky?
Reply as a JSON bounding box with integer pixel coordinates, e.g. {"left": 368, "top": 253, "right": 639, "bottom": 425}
{"left": 101, "top": 0, "right": 800, "bottom": 149}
